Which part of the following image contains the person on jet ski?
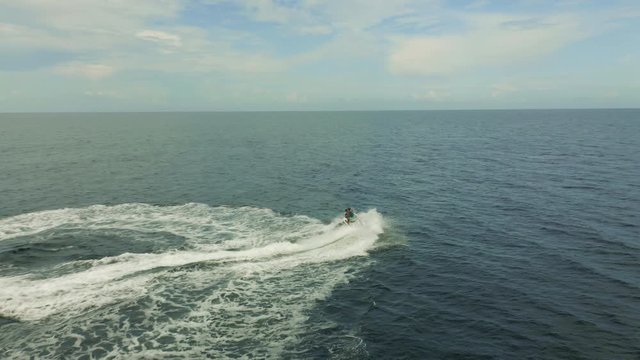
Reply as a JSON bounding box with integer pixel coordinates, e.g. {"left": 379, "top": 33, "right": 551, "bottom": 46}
{"left": 344, "top": 208, "right": 355, "bottom": 224}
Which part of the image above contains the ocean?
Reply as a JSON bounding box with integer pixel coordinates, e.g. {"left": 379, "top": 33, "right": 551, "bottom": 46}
{"left": 0, "top": 110, "right": 638, "bottom": 359}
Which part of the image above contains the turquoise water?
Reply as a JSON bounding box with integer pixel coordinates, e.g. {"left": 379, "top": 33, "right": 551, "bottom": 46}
{"left": 0, "top": 110, "right": 639, "bottom": 359}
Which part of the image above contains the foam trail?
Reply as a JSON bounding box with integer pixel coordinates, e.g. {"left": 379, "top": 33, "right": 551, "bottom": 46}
{"left": 0, "top": 204, "right": 385, "bottom": 323}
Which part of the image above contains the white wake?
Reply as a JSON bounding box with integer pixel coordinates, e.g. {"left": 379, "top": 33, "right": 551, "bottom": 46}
{"left": 0, "top": 203, "right": 385, "bottom": 357}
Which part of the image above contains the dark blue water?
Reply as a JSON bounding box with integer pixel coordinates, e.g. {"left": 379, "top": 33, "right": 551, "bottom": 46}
{"left": 1, "top": 110, "right": 639, "bottom": 359}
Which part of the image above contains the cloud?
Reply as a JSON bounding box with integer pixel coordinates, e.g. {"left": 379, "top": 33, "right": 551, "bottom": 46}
{"left": 217, "top": 0, "right": 326, "bottom": 34}
{"left": 0, "top": 1, "right": 285, "bottom": 76}
{"left": 0, "top": 1, "right": 184, "bottom": 52}
{"left": 0, "top": 22, "right": 21, "bottom": 33}
{"left": 136, "top": 30, "right": 182, "bottom": 47}
{"left": 0, "top": 22, "right": 71, "bottom": 51}
{"left": 0, "top": 0, "right": 182, "bottom": 32}
{"left": 318, "top": 0, "right": 415, "bottom": 31}
{"left": 55, "top": 63, "right": 115, "bottom": 80}
{"left": 217, "top": 0, "right": 416, "bottom": 34}
{"left": 389, "top": 14, "right": 587, "bottom": 76}
{"left": 1, "top": 0, "right": 637, "bottom": 111}
{"left": 240, "top": 0, "right": 306, "bottom": 24}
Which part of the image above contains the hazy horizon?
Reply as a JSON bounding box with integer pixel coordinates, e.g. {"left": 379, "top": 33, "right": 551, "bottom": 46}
{"left": 2, "top": 107, "right": 639, "bottom": 115}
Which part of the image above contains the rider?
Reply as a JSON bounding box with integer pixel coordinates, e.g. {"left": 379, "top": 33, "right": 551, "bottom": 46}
{"left": 344, "top": 208, "right": 355, "bottom": 224}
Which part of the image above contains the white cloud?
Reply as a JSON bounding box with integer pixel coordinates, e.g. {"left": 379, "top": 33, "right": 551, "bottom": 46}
{"left": 389, "top": 14, "right": 587, "bottom": 76}
{"left": 1, "top": 0, "right": 637, "bottom": 111}
{"left": 136, "top": 30, "right": 182, "bottom": 47}
{"left": 55, "top": 63, "right": 115, "bottom": 80}
{"left": 0, "top": 22, "right": 71, "bottom": 50}
{"left": 318, "top": 0, "right": 414, "bottom": 31}
{"left": 0, "top": 0, "right": 183, "bottom": 52}
{"left": 0, "top": 0, "right": 182, "bottom": 32}
{"left": 0, "top": 1, "right": 286, "bottom": 76}
{"left": 222, "top": 0, "right": 326, "bottom": 36}
{"left": 240, "top": 0, "right": 307, "bottom": 24}
{"left": 0, "top": 22, "right": 21, "bottom": 33}
{"left": 223, "top": 0, "right": 417, "bottom": 34}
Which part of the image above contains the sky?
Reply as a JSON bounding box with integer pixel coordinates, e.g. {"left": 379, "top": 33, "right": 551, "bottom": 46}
{"left": 0, "top": 0, "right": 639, "bottom": 111}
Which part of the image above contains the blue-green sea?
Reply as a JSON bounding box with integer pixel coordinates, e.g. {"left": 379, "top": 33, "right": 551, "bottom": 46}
{"left": 0, "top": 110, "right": 639, "bottom": 359}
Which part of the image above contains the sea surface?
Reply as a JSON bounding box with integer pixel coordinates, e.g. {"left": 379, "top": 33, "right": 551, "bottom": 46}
{"left": 0, "top": 110, "right": 639, "bottom": 359}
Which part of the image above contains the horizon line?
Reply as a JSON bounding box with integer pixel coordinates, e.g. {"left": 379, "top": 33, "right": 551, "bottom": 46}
{"left": 1, "top": 107, "right": 639, "bottom": 115}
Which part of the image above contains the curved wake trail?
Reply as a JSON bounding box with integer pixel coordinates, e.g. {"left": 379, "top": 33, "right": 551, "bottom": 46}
{"left": 0, "top": 203, "right": 385, "bottom": 358}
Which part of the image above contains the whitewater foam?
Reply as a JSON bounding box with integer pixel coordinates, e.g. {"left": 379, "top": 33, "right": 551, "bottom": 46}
{"left": 0, "top": 203, "right": 386, "bottom": 358}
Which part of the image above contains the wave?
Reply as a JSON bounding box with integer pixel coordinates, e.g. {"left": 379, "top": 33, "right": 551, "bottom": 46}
{"left": 0, "top": 203, "right": 386, "bottom": 358}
